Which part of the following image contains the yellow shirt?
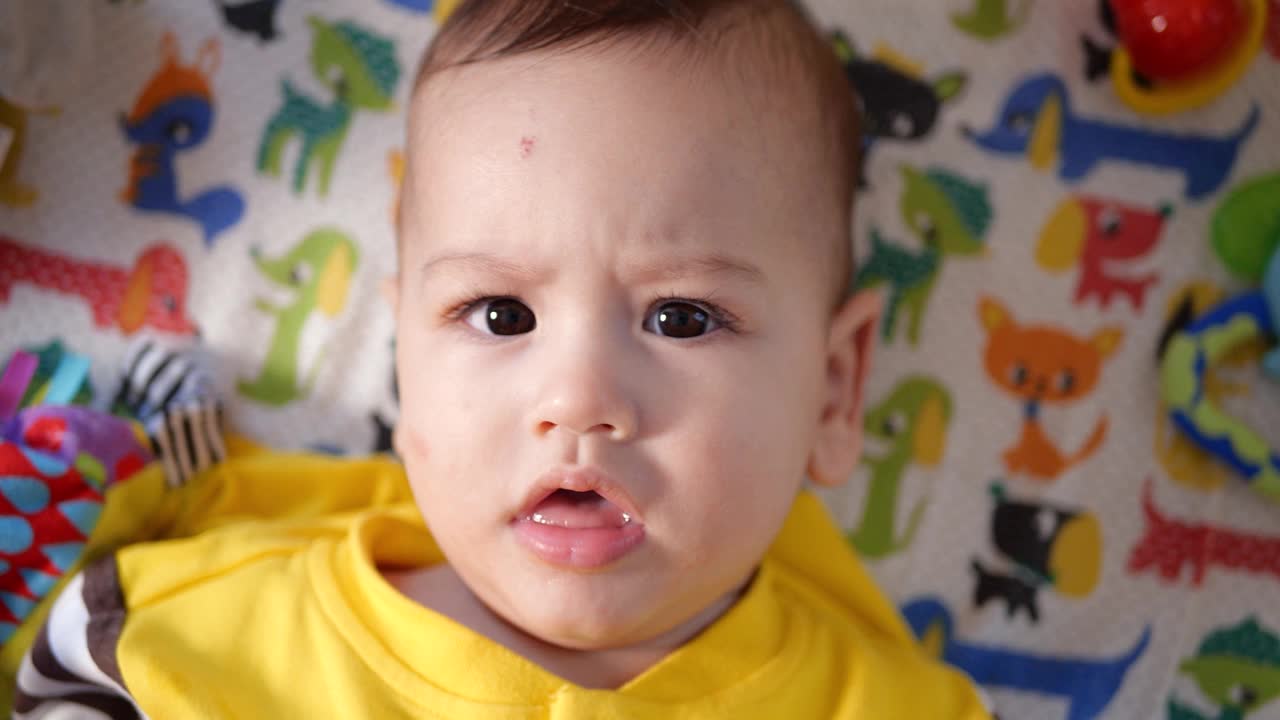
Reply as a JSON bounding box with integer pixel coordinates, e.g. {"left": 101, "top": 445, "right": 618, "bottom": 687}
{"left": 15, "top": 452, "right": 989, "bottom": 719}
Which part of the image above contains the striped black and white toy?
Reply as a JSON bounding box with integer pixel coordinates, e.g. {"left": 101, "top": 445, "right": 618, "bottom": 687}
{"left": 111, "top": 338, "right": 226, "bottom": 488}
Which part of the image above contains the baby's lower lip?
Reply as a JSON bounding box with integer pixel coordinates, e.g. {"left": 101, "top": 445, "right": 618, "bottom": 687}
{"left": 511, "top": 519, "right": 646, "bottom": 569}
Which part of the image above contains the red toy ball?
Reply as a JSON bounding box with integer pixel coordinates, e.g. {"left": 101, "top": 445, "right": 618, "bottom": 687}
{"left": 1111, "top": 0, "right": 1250, "bottom": 80}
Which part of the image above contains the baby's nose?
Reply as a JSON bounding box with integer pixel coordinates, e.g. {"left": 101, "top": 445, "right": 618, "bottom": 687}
{"left": 529, "top": 345, "right": 639, "bottom": 442}
{"left": 532, "top": 389, "right": 637, "bottom": 442}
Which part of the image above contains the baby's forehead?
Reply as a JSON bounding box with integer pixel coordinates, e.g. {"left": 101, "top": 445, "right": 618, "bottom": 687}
{"left": 408, "top": 61, "right": 824, "bottom": 241}
{"left": 399, "top": 5, "right": 855, "bottom": 300}
{"left": 409, "top": 2, "right": 846, "bottom": 152}
{"left": 410, "top": 45, "right": 839, "bottom": 207}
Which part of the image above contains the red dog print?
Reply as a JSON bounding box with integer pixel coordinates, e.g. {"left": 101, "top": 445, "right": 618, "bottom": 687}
{"left": 0, "top": 235, "right": 196, "bottom": 336}
{"left": 1128, "top": 478, "right": 1280, "bottom": 586}
{"left": 1036, "top": 196, "right": 1171, "bottom": 310}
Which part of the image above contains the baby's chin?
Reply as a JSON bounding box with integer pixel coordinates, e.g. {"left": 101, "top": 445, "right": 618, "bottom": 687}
{"left": 490, "top": 576, "right": 676, "bottom": 649}
{"left": 481, "top": 564, "right": 749, "bottom": 653}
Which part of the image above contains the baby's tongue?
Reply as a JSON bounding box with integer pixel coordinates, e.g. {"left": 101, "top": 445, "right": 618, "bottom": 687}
{"left": 530, "top": 489, "right": 630, "bottom": 529}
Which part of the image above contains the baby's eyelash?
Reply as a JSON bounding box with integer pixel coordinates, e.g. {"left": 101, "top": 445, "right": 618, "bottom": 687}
{"left": 650, "top": 293, "right": 741, "bottom": 333}
{"left": 441, "top": 292, "right": 741, "bottom": 332}
{"left": 441, "top": 292, "right": 513, "bottom": 322}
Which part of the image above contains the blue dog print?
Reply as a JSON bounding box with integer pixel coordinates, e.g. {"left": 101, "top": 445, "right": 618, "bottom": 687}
{"left": 964, "top": 73, "right": 1259, "bottom": 200}
{"left": 121, "top": 33, "right": 245, "bottom": 246}
{"left": 902, "top": 596, "right": 1150, "bottom": 720}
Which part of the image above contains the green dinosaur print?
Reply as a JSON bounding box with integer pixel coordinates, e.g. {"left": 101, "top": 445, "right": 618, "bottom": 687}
{"left": 854, "top": 165, "right": 990, "bottom": 345}
{"left": 238, "top": 228, "right": 359, "bottom": 406}
{"left": 951, "top": 0, "right": 1032, "bottom": 41}
{"left": 848, "top": 376, "right": 953, "bottom": 559}
{"left": 258, "top": 17, "right": 400, "bottom": 196}
{"left": 1169, "top": 617, "right": 1280, "bottom": 719}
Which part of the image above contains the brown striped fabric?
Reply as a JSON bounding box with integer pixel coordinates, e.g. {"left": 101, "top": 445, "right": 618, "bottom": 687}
{"left": 13, "top": 557, "right": 144, "bottom": 719}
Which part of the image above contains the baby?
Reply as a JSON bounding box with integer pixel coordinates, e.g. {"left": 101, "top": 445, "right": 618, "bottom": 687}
{"left": 14, "top": 0, "right": 990, "bottom": 717}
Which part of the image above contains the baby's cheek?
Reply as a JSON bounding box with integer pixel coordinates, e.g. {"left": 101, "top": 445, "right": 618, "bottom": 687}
{"left": 399, "top": 421, "right": 432, "bottom": 466}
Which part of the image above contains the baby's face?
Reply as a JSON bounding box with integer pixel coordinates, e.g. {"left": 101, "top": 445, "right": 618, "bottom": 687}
{"left": 393, "top": 45, "right": 848, "bottom": 649}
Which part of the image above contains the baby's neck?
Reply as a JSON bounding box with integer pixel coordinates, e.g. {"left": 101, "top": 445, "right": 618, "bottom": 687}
{"left": 383, "top": 563, "right": 748, "bottom": 689}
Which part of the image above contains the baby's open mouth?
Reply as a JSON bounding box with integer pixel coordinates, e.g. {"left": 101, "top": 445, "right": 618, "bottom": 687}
{"left": 511, "top": 468, "right": 646, "bottom": 568}
{"left": 525, "top": 489, "right": 633, "bottom": 529}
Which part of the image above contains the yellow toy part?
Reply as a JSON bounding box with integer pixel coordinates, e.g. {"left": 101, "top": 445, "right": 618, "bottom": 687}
{"left": 1110, "top": 0, "right": 1267, "bottom": 116}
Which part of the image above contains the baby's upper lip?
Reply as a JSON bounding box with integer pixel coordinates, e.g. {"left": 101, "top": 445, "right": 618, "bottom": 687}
{"left": 514, "top": 467, "right": 643, "bottom": 524}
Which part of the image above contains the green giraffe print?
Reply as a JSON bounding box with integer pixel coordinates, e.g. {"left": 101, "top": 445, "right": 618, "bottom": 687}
{"left": 854, "top": 165, "right": 990, "bottom": 345}
{"left": 257, "top": 17, "right": 400, "bottom": 196}
{"left": 848, "top": 376, "right": 953, "bottom": 559}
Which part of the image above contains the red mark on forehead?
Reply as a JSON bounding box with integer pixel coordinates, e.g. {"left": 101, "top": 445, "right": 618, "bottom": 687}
{"left": 520, "top": 136, "right": 536, "bottom": 158}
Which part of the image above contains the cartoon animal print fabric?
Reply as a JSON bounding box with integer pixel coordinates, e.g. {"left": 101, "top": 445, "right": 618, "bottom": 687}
{"left": 848, "top": 375, "right": 952, "bottom": 558}
{"left": 1129, "top": 480, "right": 1280, "bottom": 587}
{"left": 854, "top": 166, "right": 990, "bottom": 344}
{"left": 1036, "top": 195, "right": 1171, "bottom": 310}
{"left": 257, "top": 17, "right": 400, "bottom": 196}
{"left": 0, "top": 95, "right": 58, "bottom": 208}
{"left": 1169, "top": 617, "right": 1280, "bottom": 720}
{"left": 120, "top": 32, "right": 245, "bottom": 246}
{"left": 971, "top": 483, "right": 1101, "bottom": 623}
{"left": 238, "top": 228, "right": 359, "bottom": 406}
{"left": 213, "top": 0, "right": 282, "bottom": 42}
{"left": 951, "top": 0, "right": 1032, "bottom": 41}
{"left": 979, "top": 296, "right": 1123, "bottom": 481}
{"left": 0, "top": 236, "right": 196, "bottom": 336}
{"left": 903, "top": 596, "right": 1150, "bottom": 720}
{"left": 830, "top": 32, "right": 966, "bottom": 185}
{"left": 965, "top": 73, "right": 1259, "bottom": 199}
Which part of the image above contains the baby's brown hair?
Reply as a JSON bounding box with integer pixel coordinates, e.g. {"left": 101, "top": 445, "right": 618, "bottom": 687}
{"left": 401, "top": 0, "right": 860, "bottom": 304}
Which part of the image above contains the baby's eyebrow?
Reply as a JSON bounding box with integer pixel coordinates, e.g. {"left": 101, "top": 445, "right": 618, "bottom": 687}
{"left": 417, "top": 252, "right": 544, "bottom": 284}
{"left": 624, "top": 253, "right": 766, "bottom": 286}
{"left": 416, "top": 251, "right": 765, "bottom": 286}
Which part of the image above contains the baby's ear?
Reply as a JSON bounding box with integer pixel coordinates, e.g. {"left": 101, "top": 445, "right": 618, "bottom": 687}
{"left": 807, "top": 288, "right": 883, "bottom": 487}
{"left": 380, "top": 274, "right": 400, "bottom": 316}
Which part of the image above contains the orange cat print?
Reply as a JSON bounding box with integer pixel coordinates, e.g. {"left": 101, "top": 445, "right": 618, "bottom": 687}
{"left": 979, "top": 296, "right": 1124, "bottom": 481}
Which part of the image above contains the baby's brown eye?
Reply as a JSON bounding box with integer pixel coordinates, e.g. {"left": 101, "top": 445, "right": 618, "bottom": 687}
{"left": 648, "top": 301, "right": 715, "bottom": 339}
{"left": 465, "top": 298, "right": 535, "bottom": 336}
